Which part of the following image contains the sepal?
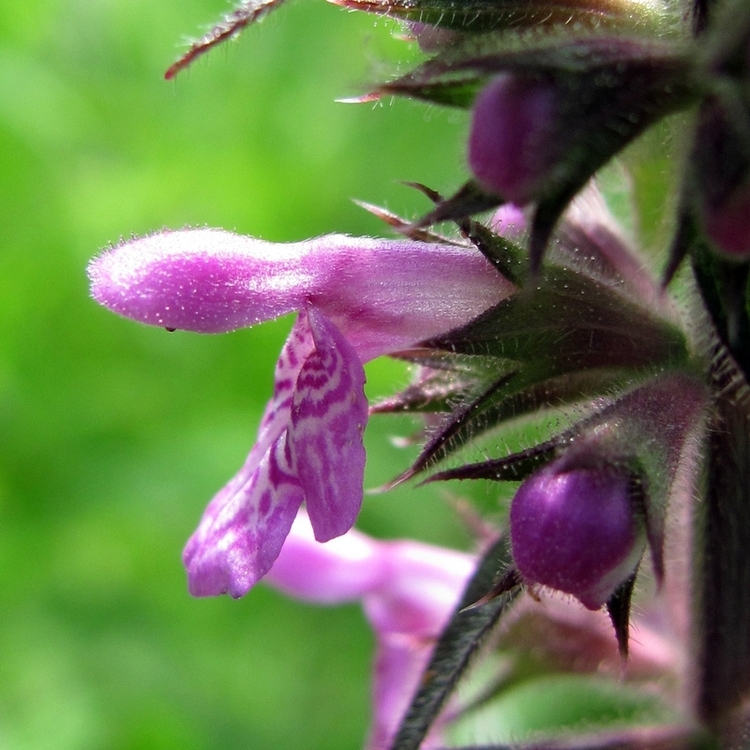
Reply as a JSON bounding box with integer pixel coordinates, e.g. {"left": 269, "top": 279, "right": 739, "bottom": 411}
{"left": 378, "top": 35, "right": 697, "bottom": 267}
{"left": 370, "top": 351, "right": 507, "bottom": 415}
{"left": 422, "top": 265, "right": 687, "bottom": 369}
{"left": 606, "top": 571, "right": 638, "bottom": 658}
{"left": 497, "top": 594, "right": 678, "bottom": 681}
{"left": 393, "top": 263, "right": 688, "bottom": 477}
{"left": 165, "top": 0, "right": 287, "bottom": 79}
{"left": 426, "top": 370, "right": 708, "bottom": 659}
{"left": 402, "top": 369, "right": 617, "bottom": 481}
{"left": 330, "top": 0, "right": 668, "bottom": 35}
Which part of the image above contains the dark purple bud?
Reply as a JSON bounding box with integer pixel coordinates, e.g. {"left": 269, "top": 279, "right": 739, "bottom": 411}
{"left": 693, "top": 97, "right": 750, "bottom": 259}
{"left": 468, "top": 74, "right": 560, "bottom": 205}
{"left": 510, "top": 461, "right": 645, "bottom": 610}
{"left": 702, "top": 185, "right": 750, "bottom": 258}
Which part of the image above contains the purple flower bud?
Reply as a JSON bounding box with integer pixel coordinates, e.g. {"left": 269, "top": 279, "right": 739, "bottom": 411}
{"left": 510, "top": 461, "right": 646, "bottom": 610}
{"left": 465, "top": 47, "right": 695, "bottom": 216}
{"left": 468, "top": 74, "right": 560, "bottom": 205}
{"left": 692, "top": 98, "right": 750, "bottom": 259}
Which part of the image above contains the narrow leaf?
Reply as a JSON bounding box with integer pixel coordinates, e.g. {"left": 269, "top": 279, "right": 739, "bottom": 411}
{"left": 390, "top": 535, "right": 521, "bottom": 750}
{"left": 165, "top": 0, "right": 287, "bottom": 79}
{"left": 423, "top": 266, "right": 689, "bottom": 373}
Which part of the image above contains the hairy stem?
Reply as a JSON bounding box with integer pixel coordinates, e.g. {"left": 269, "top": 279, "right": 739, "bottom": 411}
{"left": 694, "top": 374, "right": 750, "bottom": 734}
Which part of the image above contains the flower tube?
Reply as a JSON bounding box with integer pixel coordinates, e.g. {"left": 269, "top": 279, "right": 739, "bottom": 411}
{"left": 89, "top": 229, "right": 509, "bottom": 359}
{"left": 89, "top": 229, "right": 511, "bottom": 596}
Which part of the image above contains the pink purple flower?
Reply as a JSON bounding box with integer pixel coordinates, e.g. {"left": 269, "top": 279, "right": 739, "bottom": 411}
{"left": 89, "top": 229, "right": 510, "bottom": 596}
{"left": 265, "top": 510, "right": 475, "bottom": 750}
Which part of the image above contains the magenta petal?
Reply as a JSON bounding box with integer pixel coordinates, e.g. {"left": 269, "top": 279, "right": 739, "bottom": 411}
{"left": 262, "top": 517, "right": 475, "bottom": 747}
{"left": 183, "top": 431, "right": 304, "bottom": 597}
{"left": 88, "top": 229, "right": 312, "bottom": 333}
{"left": 367, "top": 634, "right": 437, "bottom": 750}
{"left": 363, "top": 542, "right": 474, "bottom": 750}
{"left": 256, "top": 312, "right": 316, "bottom": 447}
{"left": 265, "top": 511, "right": 384, "bottom": 602}
{"left": 182, "top": 314, "right": 317, "bottom": 597}
{"left": 89, "top": 230, "right": 510, "bottom": 353}
{"left": 290, "top": 307, "right": 368, "bottom": 542}
{"left": 363, "top": 541, "right": 475, "bottom": 637}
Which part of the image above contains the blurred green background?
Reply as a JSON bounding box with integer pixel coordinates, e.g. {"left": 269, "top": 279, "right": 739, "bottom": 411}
{"left": 0, "top": 1, "right": 482, "bottom": 747}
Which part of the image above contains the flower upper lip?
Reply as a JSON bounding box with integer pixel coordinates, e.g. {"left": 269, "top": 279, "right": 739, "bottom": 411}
{"left": 88, "top": 228, "right": 511, "bottom": 361}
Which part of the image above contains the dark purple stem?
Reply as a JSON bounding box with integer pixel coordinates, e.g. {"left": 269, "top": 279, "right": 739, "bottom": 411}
{"left": 694, "top": 372, "right": 750, "bottom": 734}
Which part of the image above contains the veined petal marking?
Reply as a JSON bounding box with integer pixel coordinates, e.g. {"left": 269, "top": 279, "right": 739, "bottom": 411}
{"left": 291, "top": 307, "right": 368, "bottom": 542}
